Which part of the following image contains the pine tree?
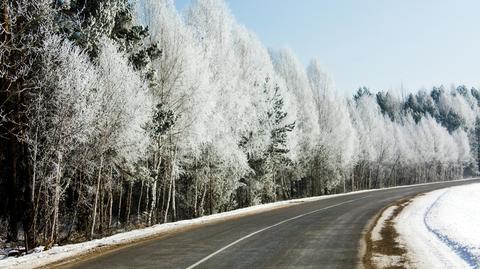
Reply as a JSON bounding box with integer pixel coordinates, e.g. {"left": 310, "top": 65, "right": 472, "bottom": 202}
{"left": 263, "top": 79, "right": 295, "bottom": 202}
{"left": 266, "top": 82, "right": 295, "bottom": 170}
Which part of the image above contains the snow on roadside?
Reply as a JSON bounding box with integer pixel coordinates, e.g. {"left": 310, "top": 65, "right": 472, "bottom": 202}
{"left": 371, "top": 205, "right": 397, "bottom": 242}
{"left": 395, "top": 183, "right": 480, "bottom": 269}
{"left": 369, "top": 204, "right": 407, "bottom": 269}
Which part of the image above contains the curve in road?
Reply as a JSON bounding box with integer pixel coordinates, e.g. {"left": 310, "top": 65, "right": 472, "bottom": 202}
{"left": 58, "top": 179, "right": 480, "bottom": 269}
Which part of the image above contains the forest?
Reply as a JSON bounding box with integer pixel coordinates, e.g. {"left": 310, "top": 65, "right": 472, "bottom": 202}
{"left": 0, "top": 0, "right": 478, "bottom": 252}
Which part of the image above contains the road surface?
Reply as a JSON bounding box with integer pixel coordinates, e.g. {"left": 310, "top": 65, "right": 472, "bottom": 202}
{"left": 59, "top": 179, "right": 480, "bottom": 269}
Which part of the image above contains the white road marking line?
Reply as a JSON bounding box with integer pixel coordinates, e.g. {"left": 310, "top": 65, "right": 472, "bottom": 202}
{"left": 186, "top": 195, "right": 371, "bottom": 269}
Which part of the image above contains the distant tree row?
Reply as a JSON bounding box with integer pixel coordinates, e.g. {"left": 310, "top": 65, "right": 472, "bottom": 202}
{"left": 0, "top": 0, "right": 476, "bottom": 251}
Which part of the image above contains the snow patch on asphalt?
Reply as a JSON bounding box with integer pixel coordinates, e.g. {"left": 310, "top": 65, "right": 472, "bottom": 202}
{"left": 395, "top": 183, "right": 480, "bottom": 269}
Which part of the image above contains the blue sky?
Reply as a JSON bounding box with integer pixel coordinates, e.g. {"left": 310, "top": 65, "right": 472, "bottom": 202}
{"left": 175, "top": 0, "right": 480, "bottom": 94}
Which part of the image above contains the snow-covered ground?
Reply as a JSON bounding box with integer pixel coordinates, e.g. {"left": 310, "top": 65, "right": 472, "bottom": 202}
{"left": 395, "top": 183, "right": 480, "bottom": 269}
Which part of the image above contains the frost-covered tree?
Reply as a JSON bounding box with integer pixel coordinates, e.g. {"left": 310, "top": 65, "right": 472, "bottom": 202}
{"left": 270, "top": 49, "right": 320, "bottom": 163}
{"left": 88, "top": 39, "right": 152, "bottom": 236}
{"left": 185, "top": 0, "right": 288, "bottom": 208}
{"left": 307, "top": 59, "right": 356, "bottom": 193}
{"left": 28, "top": 35, "right": 99, "bottom": 245}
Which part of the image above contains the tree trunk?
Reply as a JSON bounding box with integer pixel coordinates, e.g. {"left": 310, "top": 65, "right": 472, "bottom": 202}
{"left": 90, "top": 155, "right": 103, "bottom": 239}
{"left": 160, "top": 176, "right": 167, "bottom": 222}
{"left": 108, "top": 167, "right": 113, "bottom": 228}
{"left": 66, "top": 187, "right": 79, "bottom": 242}
{"left": 209, "top": 177, "right": 213, "bottom": 215}
{"left": 99, "top": 178, "right": 104, "bottom": 234}
{"left": 199, "top": 182, "right": 207, "bottom": 217}
{"left": 172, "top": 148, "right": 177, "bottom": 221}
{"left": 280, "top": 174, "right": 287, "bottom": 200}
{"left": 172, "top": 176, "right": 176, "bottom": 221}
{"left": 271, "top": 172, "right": 277, "bottom": 202}
{"left": 351, "top": 169, "right": 355, "bottom": 192}
{"left": 137, "top": 179, "right": 144, "bottom": 222}
{"left": 164, "top": 176, "right": 173, "bottom": 223}
{"left": 126, "top": 181, "right": 133, "bottom": 224}
{"left": 1, "top": 0, "right": 9, "bottom": 35}
{"left": 117, "top": 183, "right": 123, "bottom": 226}
{"left": 50, "top": 152, "right": 62, "bottom": 244}
{"left": 193, "top": 174, "right": 198, "bottom": 217}
{"left": 29, "top": 128, "right": 39, "bottom": 246}
{"left": 149, "top": 154, "right": 161, "bottom": 226}
{"left": 148, "top": 180, "right": 157, "bottom": 226}
{"left": 368, "top": 168, "right": 372, "bottom": 190}
{"left": 145, "top": 184, "right": 150, "bottom": 218}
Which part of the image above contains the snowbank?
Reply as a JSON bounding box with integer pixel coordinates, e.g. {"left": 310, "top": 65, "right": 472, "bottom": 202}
{"left": 395, "top": 183, "right": 480, "bottom": 269}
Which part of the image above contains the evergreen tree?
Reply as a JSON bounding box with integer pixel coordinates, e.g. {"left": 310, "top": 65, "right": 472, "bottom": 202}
{"left": 353, "top": 86, "right": 373, "bottom": 101}
{"left": 264, "top": 81, "right": 295, "bottom": 201}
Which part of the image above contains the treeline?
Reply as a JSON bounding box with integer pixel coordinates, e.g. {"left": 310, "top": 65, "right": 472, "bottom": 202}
{"left": 0, "top": 0, "right": 477, "bottom": 251}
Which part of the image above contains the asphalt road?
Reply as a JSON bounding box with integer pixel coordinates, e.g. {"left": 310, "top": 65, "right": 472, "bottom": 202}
{"left": 60, "top": 179, "right": 480, "bottom": 269}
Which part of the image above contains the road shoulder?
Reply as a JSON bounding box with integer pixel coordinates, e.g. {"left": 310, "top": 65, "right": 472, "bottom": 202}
{"left": 364, "top": 182, "right": 480, "bottom": 269}
{"left": 362, "top": 196, "right": 417, "bottom": 269}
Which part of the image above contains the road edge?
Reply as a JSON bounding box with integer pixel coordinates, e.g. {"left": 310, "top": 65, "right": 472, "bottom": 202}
{"left": 42, "top": 203, "right": 295, "bottom": 269}
{"left": 360, "top": 195, "right": 421, "bottom": 269}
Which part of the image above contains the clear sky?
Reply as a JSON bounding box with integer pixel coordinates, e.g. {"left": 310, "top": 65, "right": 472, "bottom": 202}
{"left": 175, "top": 0, "right": 480, "bottom": 94}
